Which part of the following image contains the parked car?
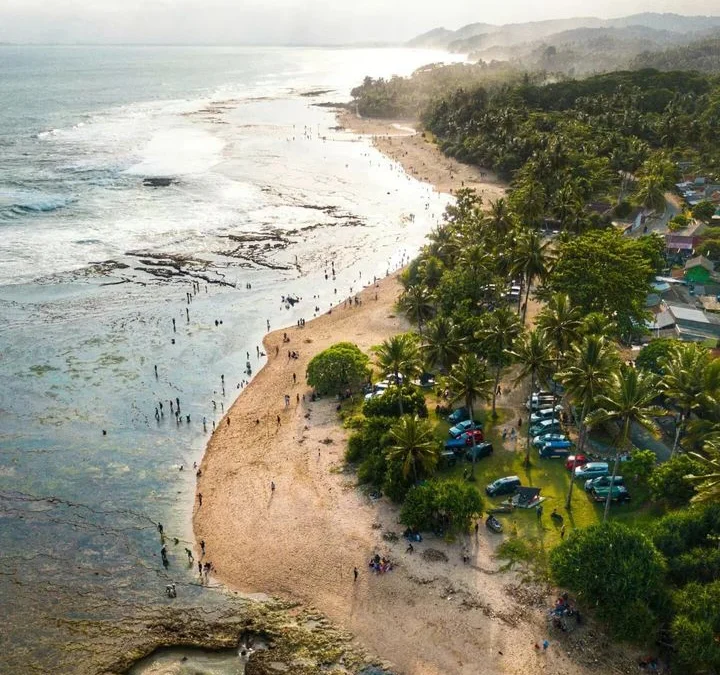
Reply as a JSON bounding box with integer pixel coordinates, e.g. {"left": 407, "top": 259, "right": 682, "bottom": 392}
{"left": 363, "top": 381, "right": 389, "bottom": 401}
{"left": 584, "top": 475, "right": 624, "bottom": 492}
{"left": 465, "top": 442, "right": 494, "bottom": 461}
{"left": 529, "top": 418, "right": 562, "bottom": 437}
{"left": 485, "top": 475, "right": 521, "bottom": 497}
{"left": 591, "top": 484, "right": 631, "bottom": 502}
{"left": 539, "top": 442, "right": 573, "bottom": 458}
{"left": 526, "top": 395, "right": 555, "bottom": 411}
{"left": 574, "top": 462, "right": 610, "bottom": 480}
{"left": 447, "top": 407, "right": 469, "bottom": 424}
{"left": 565, "top": 454, "right": 588, "bottom": 471}
{"left": 444, "top": 429, "right": 484, "bottom": 450}
{"left": 439, "top": 450, "right": 457, "bottom": 468}
{"left": 530, "top": 406, "right": 564, "bottom": 424}
{"left": 449, "top": 419, "right": 483, "bottom": 438}
{"left": 532, "top": 433, "right": 568, "bottom": 448}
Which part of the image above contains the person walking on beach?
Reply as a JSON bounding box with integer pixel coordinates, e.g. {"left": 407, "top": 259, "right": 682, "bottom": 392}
{"left": 353, "top": 567, "right": 358, "bottom": 582}
{"left": 200, "top": 540, "right": 205, "bottom": 555}
{"left": 185, "top": 548, "right": 193, "bottom": 562}
{"left": 271, "top": 481, "right": 275, "bottom": 493}
{"left": 198, "top": 493, "right": 203, "bottom": 507}
{"left": 284, "top": 394, "right": 290, "bottom": 408}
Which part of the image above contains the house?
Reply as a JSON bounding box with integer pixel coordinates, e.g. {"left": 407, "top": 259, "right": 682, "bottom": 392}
{"left": 684, "top": 255, "right": 714, "bottom": 284}
{"left": 666, "top": 233, "right": 698, "bottom": 253}
{"left": 648, "top": 302, "right": 720, "bottom": 341}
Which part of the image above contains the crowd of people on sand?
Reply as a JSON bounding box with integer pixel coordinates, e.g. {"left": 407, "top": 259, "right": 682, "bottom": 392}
{"left": 368, "top": 553, "right": 394, "bottom": 574}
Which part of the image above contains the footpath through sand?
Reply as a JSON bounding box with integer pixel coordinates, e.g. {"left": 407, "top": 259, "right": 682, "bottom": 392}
{"left": 195, "top": 117, "right": 636, "bottom": 674}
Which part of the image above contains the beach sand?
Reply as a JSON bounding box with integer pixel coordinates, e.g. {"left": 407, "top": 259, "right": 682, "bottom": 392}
{"left": 195, "top": 121, "right": 633, "bottom": 674}
{"left": 336, "top": 110, "right": 506, "bottom": 203}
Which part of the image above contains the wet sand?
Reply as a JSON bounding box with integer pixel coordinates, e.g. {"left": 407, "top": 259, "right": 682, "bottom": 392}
{"left": 336, "top": 109, "right": 506, "bottom": 203}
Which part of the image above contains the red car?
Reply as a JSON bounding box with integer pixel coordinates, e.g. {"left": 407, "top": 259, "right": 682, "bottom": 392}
{"left": 565, "top": 454, "right": 588, "bottom": 471}
{"left": 461, "top": 429, "right": 485, "bottom": 445}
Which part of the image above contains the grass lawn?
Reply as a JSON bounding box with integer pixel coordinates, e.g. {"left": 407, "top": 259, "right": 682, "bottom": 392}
{"left": 434, "top": 406, "right": 661, "bottom": 568}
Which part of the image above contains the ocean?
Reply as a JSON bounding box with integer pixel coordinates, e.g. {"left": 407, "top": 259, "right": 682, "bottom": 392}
{"left": 0, "top": 45, "right": 456, "bottom": 672}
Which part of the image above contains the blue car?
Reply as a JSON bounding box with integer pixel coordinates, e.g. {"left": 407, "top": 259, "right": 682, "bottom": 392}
{"left": 449, "top": 419, "right": 483, "bottom": 438}
{"left": 447, "top": 407, "right": 469, "bottom": 424}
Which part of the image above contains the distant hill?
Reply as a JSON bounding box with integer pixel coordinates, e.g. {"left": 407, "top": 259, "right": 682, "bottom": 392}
{"left": 409, "top": 13, "right": 720, "bottom": 53}
{"left": 630, "top": 33, "right": 720, "bottom": 73}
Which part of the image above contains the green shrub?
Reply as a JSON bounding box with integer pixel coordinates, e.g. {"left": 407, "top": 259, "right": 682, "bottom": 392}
{"left": 306, "top": 342, "right": 370, "bottom": 395}
{"left": 400, "top": 480, "right": 483, "bottom": 534}
{"left": 671, "top": 582, "right": 720, "bottom": 673}
{"left": 550, "top": 522, "right": 665, "bottom": 640}
{"left": 649, "top": 454, "right": 703, "bottom": 507}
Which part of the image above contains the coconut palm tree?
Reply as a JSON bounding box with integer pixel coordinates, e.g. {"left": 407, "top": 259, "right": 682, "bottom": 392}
{"left": 511, "top": 228, "right": 552, "bottom": 325}
{"left": 476, "top": 307, "right": 522, "bottom": 418}
{"left": 398, "top": 283, "right": 434, "bottom": 335}
{"left": 509, "top": 329, "right": 554, "bottom": 466}
{"left": 557, "top": 335, "right": 620, "bottom": 509}
{"left": 422, "top": 316, "right": 465, "bottom": 373}
{"left": 585, "top": 367, "right": 664, "bottom": 521}
{"left": 388, "top": 415, "right": 439, "bottom": 484}
{"left": 489, "top": 198, "right": 512, "bottom": 240}
{"left": 373, "top": 333, "right": 423, "bottom": 416}
{"left": 536, "top": 293, "right": 582, "bottom": 368}
{"left": 688, "top": 440, "right": 720, "bottom": 504}
{"left": 447, "top": 354, "right": 493, "bottom": 479}
{"left": 579, "top": 312, "right": 618, "bottom": 340}
{"left": 536, "top": 293, "right": 583, "bottom": 430}
{"left": 659, "top": 343, "right": 720, "bottom": 456}
{"left": 634, "top": 174, "right": 666, "bottom": 213}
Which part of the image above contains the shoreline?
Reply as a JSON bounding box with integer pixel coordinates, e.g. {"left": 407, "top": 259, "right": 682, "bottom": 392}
{"left": 193, "top": 119, "right": 614, "bottom": 673}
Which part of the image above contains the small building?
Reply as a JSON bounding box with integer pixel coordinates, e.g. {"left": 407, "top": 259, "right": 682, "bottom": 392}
{"left": 684, "top": 255, "right": 714, "bottom": 284}
{"left": 649, "top": 302, "right": 720, "bottom": 342}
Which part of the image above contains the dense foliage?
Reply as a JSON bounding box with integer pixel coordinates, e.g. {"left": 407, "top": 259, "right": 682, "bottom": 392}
{"left": 349, "top": 61, "right": 522, "bottom": 119}
{"left": 400, "top": 480, "right": 484, "bottom": 534}
{"left": 306, "top": 342, "right": 369, "bottom": 395}
{"left": 422, "top": 70, "right": 720, "bottom": 214}
{"left": 546, "top": 229, "right": 662, "bottom": 339}
{"left": 550, "top": 522, "right": 666, "bottom": 638}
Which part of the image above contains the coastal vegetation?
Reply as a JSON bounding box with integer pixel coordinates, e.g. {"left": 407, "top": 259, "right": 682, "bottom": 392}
{"left": 319, "top": 177, "right": 720, "bottom": 669}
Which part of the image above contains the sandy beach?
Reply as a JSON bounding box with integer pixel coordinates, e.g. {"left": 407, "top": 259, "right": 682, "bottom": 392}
{"left": 194, "top": 121, "right": 634, "bottom": 674}
{"left": 336, "top": 109, "right": 506, "bottom": 203}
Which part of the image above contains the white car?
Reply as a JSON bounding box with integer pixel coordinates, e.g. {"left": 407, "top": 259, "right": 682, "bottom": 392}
{"left": 529, "top": 405, "right": 563, "bottom": 424}
{"left": 364, "top": 381, "right": 389, "bottom": 401}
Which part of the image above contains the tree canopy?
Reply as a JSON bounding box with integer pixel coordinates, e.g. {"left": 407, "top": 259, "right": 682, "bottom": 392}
{"left": 547, "top": 229, "right": 657, "bottom": 339}
{"left": 306, "top": 342, "right": 370, "bottom": 395}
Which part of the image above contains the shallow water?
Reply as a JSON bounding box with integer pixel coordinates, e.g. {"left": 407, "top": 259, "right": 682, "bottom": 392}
{"left": 0, "top": 46, "right": 455, "bottom": 672}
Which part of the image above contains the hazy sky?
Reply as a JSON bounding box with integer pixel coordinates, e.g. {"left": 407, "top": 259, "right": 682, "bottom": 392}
{"left": 1, "top": 0, "right": 719, "bottom": 44}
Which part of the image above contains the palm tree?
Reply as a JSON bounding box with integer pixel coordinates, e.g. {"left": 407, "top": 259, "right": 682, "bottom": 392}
{"left": 447, "top": 354, "right": 493, "bottom": 479}
{"left": 659, "top": 344, "right": 720, "bottom": 456}
{"left": 509, "top": 329, "right": 554, "bottom": 466}
{"left": 388, "top": 415, "right": 439, "bottom": 484}
{"left": 398, "top": 283, "right": 434, "bottom": 335}
{"left": 557, "top": 335, "right": 620, "bottom": 509}
{"left": 585, "top": 367, "right": 664, "bottom": 521}
{"left": 634, "top": 174, "right": 666, "bottom": 213}
{"left": 476, "top": 307, "right": 522, "bottom": 417}
{"left": 511, "top": 228, "right": 552, "bottom": 325}
{"left": 489, "top": 198, "right": 512, "bottom": 240}
{"left": 536, "top": 293, "right": 582, "bottom": 367}
{"left": 373, "top": 333, "right": 423, "bottom": 415}
{"left": 537, "top": 293, "right": 582, "bottom": 432}
{"left": 579, "top": 312, "right": 618, "bottom": 339}
{"left": 688, "top": 440, "right": 720, "bottom": 504}
{"left": 422, "top": 316, "right": 465, "bottom": 373}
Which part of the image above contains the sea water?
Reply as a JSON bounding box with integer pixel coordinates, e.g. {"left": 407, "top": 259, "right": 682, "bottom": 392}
{"left": 0, "top": 46, "right": 457, "bottom": 672}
